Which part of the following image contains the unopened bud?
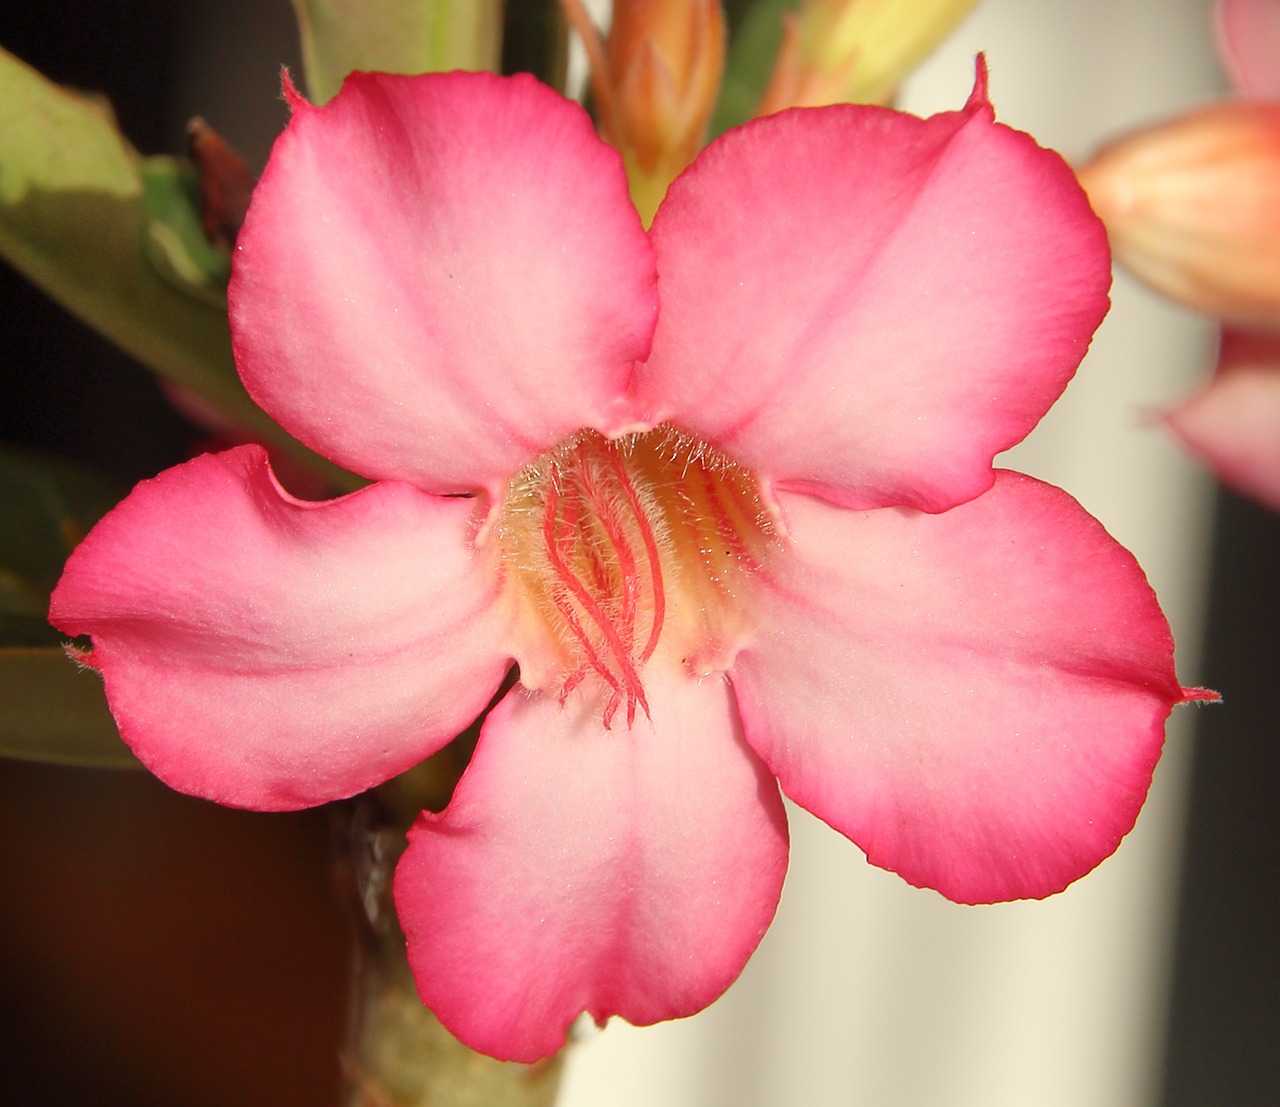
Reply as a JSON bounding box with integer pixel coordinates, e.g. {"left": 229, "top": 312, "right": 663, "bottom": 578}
{"left": 563, "top": 0, "right": 725, "bottom": 225}
{"left": 1079, "top": 101, "right": 1280, "bottom": 329}
{"left": 187, "top": 117, "right": 255, "bottom": 252}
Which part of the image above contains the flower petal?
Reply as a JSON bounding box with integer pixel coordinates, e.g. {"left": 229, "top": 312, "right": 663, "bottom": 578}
{"left": 231, "top": 71, "right": 657, "bottom": 495}
{"left": 729, "top": 474, "right": 1188, "bottom": 904}
{"left": 49, "top": 446, "right": 512, "bottom": 810}
{"left": 634, "top": 72, "right": 1110, "bottom": 512}
{"left": 1166, "top": 329, "right": 1280, "bottom": 510}
{"left": 1216, "top": 0, "right": 1280, "bottom": 97}
{"left": 395, "top": 659, "right": 789, "bottom": 1062}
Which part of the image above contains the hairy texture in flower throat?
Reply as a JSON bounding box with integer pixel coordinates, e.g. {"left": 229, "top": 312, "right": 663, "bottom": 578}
{"left": 497, "top": 426, "right": 774, "bottom": 725}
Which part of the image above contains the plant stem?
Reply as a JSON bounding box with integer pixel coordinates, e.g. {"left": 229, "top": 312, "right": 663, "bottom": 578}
{"left": 335, "top": 787, "right": 565, "bottom": 1107}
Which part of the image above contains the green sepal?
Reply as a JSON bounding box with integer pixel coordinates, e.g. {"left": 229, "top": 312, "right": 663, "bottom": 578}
{"left": 0, "top": 647, "right": 139, "bottom": 769}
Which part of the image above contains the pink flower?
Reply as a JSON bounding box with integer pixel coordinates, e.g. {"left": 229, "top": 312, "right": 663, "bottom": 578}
{"left": 1166, "top": 328, "right": 1280, "bottom": 510}
{"left": 50, "top": 65, "right": 1202, "bottom": 1062}
{"left": 1164, "top": 0, "right": 1280, "bottom": 507}
{"left": 1080, "top": 0, "right": 1280, "bottom": 509}
{"left": 1079, "top": 101, "right": 1280, "bottom": 329}
{"left": 1216, "top": 0, "right": 1280, "bottom": 98}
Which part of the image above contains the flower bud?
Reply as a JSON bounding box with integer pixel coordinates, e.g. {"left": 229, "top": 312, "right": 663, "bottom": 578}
{"left": 563, "top": 0, "right": 725, "bottom": 225}
{"left": 187, "top": 117, "right": 254, "bottom": 252}
{"left": 758, "top": 0, "right": 980, "bottom": 114}
{"left": 1079, "top": 101, "right": 1280, "bottom": 329}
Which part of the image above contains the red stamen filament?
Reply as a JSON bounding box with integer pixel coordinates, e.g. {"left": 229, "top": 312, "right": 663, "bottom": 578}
{"left": 499, "top": 426, "right": 771, "bottom": 729}
{"left": 608, "top": 446, "right": 666, "bottom": 665}
{"left": 541, "top": 461, "right": 651, "bottom": 726}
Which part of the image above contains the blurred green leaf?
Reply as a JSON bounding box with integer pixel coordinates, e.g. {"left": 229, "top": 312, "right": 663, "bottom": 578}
{"left": 291, "top": 0, "right": 505, "bottom": 104}
{"left": 0, "top": 46, "right": 244, "bottom": 431}
{"left": 0, "top": 647, "right": 138, "bottom": 768}
{"left": 140, "top": 156, "right": 231, "bottom": 305}
{"left": 0, "top": 45, "right": 358, "bottom": 491}
{"left": 710, "top": 0, "right": 795, "bottom": 138}
{"left": 0, "top": 446, "right": 124, "bottom": 647}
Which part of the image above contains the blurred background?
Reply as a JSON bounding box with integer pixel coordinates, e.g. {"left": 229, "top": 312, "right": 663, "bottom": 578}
{"left": 0, "top": 1, "right": 1274, "bottom": 1104}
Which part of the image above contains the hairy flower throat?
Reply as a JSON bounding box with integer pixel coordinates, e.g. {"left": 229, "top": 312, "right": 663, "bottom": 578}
{"left": 497, "top": 427, "right": 773, "bottom": 726}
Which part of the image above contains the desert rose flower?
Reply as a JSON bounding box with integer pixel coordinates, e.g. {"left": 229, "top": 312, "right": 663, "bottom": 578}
{"left": 1080, "top": 0, "right": 1280, "bottom": 509}
{"left": 1216, "top": 0, "right": 1280, "bottom": 98}
{"left": 50, "top": 63, "right": 1204, "bottom": 1062}
{"left": 1166, "top": 329, "right": 1280, "bottom": 510}
{"left": 1078, "top": 100, "right": 1280, "bottom": 329}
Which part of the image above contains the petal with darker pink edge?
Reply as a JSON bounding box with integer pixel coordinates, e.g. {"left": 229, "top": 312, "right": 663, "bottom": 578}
{"left": 635, "top": 77, "right": 1110, "bottom": 512}
{"left": 49, "top": 446, "right": 512, "bottom": 810}
{"left": 1167, "top": 329, "right": 1280, "bottom": 510}
{"left": 729, "top": 475, "right": 1186, "bottom": 904}
{"left": 395, "top": 659, "right": 788, "bottom": 1063}
{"left": 231, "top": 71, "right": 656, "bottom": 495}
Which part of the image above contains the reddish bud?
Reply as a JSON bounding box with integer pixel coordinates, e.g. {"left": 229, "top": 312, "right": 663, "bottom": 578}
{"left": 187, "top": 117, "right": 255, "bottom": 252}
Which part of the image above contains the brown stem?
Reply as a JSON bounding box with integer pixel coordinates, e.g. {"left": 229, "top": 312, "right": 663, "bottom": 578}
{"left": 333, "top": 781, "right": 565, "bottom": 1107}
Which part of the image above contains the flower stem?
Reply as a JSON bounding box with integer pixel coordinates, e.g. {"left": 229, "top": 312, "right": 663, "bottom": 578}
{"left": 335, "top": 787, "right": 565, "bottom": 1107}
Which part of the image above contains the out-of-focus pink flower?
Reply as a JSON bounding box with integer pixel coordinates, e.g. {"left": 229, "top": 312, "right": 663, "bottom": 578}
{"left": 1166, "top": 329, "right": 1280, "bottom": 510}
{"left": 1080, "top": 0, "right": 1280, "bottom": 508}
{"left": 1078, "top": 101, "right": 1280, "bottom": 329}
{"left": 51, "top": 65, "right": 1203, "bottom": 1062}
{"left": 1216, "top": 0, "right": 1280, "bottom": 98}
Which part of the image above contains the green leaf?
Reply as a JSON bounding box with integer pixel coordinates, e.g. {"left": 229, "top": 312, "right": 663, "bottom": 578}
{"left": 0, "top": 647, "right": 139, "bottom": 769}
{"left": 0, "top": 47, "right": 242, "bottom": 432}
{"left": 0, "top": 446, "right": 125, "bottom": 647}
{"left": 710, "top": 0, "right": 796, "bottom": 139}
{"left": 290, "top": 0, "right": 505, "bottom": 104}
{"left": 0, "top": 45, "right": 359, "bottom": 492}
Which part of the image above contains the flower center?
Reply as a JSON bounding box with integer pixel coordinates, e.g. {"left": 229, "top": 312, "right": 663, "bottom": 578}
{"left": 495, "top": 426, "right": 774, "bottom": 727}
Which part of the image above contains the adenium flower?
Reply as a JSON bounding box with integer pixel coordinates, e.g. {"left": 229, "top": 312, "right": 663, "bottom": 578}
{"left": 1168, "top": 329, "right": 1280, "bottom": 510}
{"left": 1079, "top": 0, "right": 1280, "bottom": 509}
{"left": 50, "top": 62, "right": 1203, "bottom": 1062}
{"left": 1079, "top": 100, "right": 1280, "bottom": 329}
{"left": 1216, "top": 0, "right": 1280, "bottom": 98}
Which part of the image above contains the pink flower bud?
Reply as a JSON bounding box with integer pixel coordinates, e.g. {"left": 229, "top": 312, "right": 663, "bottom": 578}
{"left": 1079, "top": 101, "right": 1280, "bottom": 329}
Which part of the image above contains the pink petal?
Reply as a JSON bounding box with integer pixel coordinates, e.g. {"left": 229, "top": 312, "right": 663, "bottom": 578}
{"left": 729, "top": 474, "right": 1189, "bottom": 904}
{"left": 1216, "top": 0, "right": 1280, "bottom": 97}
{"left": 395, "top": 659, "right": 789, "bottom": 1062}
{"left": 1166, "top": 328, "right": 1280, "bottom": 510}
{"left": 231, "top": 71, "right": 657, "bottom": 495}
{"left": 633, "top": 71, "right": 1110, "bottom": 512}
{"left": 49, "top": 446, "right": 512, "bottom": 810}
